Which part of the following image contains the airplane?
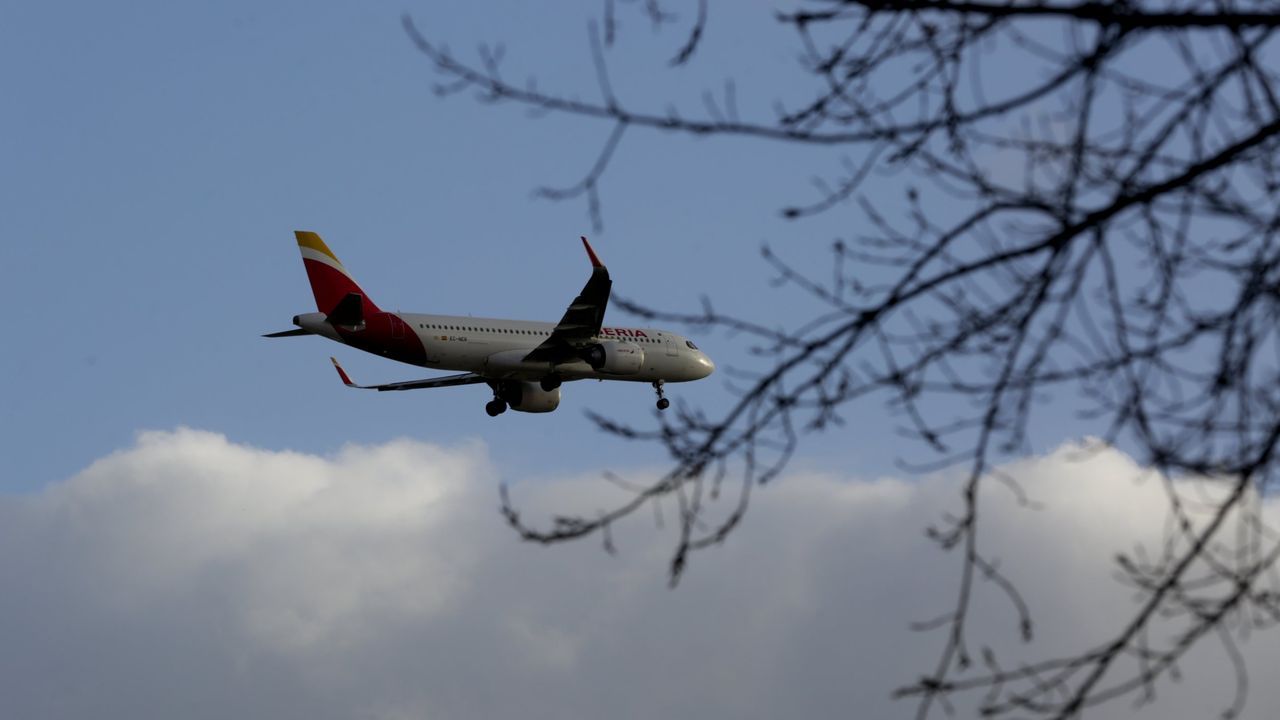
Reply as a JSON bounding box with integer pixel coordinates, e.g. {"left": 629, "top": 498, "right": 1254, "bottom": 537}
{"left": 265, "top": 231, "right": 715, "bottom": 416}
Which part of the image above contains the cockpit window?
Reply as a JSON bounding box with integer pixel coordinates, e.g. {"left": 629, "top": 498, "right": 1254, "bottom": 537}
{"left": 685, "top": 340, "right": 698, "bottom": 350}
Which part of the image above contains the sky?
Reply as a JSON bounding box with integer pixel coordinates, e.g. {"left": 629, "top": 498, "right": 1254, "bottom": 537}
{"left": 2, "top": 0, "right": 909, "bottom": 490}
{"left": 4, "top": 2, "right": 1278, "bottom": 719}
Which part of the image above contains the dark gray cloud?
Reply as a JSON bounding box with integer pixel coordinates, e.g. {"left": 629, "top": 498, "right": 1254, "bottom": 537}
{"left": 1, "top": 429, "right": 1276, "bottom": 719}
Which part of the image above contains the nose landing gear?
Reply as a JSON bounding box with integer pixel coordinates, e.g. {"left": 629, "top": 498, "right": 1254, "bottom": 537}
{"left": 653, "top": 380, "right": 670, "bottom": 410}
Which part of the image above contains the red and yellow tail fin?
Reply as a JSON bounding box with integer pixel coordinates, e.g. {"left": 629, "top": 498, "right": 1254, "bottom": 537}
{"left": 294, "top": 231, "right": 382, "bottom": 316}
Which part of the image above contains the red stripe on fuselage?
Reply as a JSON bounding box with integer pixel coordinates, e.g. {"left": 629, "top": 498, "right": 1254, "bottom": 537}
{"left": 337, "top": 312, "right": 428, "bottom": 367}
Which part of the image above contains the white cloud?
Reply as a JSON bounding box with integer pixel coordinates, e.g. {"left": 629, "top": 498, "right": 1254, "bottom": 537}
{"left": 2, "top": 429, "right": 1278, "bottom": 720}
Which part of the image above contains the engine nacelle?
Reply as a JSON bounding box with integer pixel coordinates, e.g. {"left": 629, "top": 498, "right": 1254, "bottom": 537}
{"left": 584, "top": 341, "right": 644, "bottom": 375}
{"left": 501, "top": 381, "right": 561, "bottom": 413}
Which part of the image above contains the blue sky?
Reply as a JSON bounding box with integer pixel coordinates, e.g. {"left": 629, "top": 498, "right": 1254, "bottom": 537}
{"left": 5, "top": 3, "right": 1280, "bottom": 718}
{"left": 2, "top": 0, "right": 942, "bottom": 491}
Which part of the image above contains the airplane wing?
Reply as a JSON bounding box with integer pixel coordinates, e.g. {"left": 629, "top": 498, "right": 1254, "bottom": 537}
{"left": 330, "top": 357, "right": 488, "bottom": 392}
{"left": 523, "top": 236, "right": 611, "bottom": 363}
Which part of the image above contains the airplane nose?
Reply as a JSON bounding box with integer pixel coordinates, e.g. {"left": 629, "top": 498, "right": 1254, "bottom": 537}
{"left": 698, "top": 353, "right": 716, "bottom": 378}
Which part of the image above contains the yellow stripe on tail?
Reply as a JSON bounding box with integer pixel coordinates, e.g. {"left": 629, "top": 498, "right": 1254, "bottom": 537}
{"left": 295, "top": 230, "right": 344, "bottom": 267}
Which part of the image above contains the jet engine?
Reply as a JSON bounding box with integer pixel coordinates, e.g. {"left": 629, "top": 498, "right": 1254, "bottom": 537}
{"left": 583, "top": 341, "right": 644, "bottom": 375}
{"left": 500, "top": 381, "right": 562, "bottom": 413}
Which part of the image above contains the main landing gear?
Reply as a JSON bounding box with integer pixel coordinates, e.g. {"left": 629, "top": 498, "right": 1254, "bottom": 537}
{"left": 653, "top": 380, "right": 670, "bottom": 411}
{"left": 540, "top": 375, "right": 562, "bottom": 391}
{"left": 485, "top": 398, "right": 507, "bottom": 417}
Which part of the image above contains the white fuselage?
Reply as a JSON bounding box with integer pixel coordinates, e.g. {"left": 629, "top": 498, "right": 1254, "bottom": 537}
{"left": 401, "top": 313, "right": 714, "bottom": 383}
{"left": 299, "top": 311, "right": 715, "bottom": 384}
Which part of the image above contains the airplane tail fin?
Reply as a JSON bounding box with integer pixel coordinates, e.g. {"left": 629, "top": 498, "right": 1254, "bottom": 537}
{"left": 294, "top": 231, "right": 382, "bottom": 317}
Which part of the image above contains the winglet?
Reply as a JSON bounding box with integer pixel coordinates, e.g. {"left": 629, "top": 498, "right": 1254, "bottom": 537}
{"left": 581, "top": 236, "right": 603, "bottom": 269}
{"left": 330, "top": 357, "right": 356, "bottom": 387}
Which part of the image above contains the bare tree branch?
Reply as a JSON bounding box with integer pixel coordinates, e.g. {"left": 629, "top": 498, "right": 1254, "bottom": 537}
{"left": 410, "top": 2, "right": 1280, "bottom": 717}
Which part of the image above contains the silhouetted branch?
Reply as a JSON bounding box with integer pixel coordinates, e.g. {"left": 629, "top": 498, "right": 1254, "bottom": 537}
{"left": 413, "top": 2, "right": 1280, "bottom": 717}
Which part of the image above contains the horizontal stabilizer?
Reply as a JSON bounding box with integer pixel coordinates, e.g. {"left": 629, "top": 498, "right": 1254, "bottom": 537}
{"left": 262, "top": 328, "right": 312, "bottom": 338}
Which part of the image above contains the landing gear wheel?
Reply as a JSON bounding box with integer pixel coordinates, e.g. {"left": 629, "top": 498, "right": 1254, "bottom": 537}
{"left": 540, "top": 376, "right": 562, "bottom": 392}
{"left": 485, "top": 399, "right": 508, "bottom": 417}
{"left": 652, "top": 380, "right": 669, "bottom": 411}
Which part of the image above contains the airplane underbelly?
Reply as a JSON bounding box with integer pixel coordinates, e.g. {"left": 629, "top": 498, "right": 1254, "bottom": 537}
{"left": 447, "top": 346, "right": 490, "bottom": 373}
{"left": 571, "top": 357, "right": 668, "bottom": 382}
{"left": 484, "top": 348, "right": 553, "bottom": 379}
{"left": 417, "top": 336, "right": 445, "bottom": 367}
{"left": 418, "top": 332, "right": 482, "bottom": 372}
